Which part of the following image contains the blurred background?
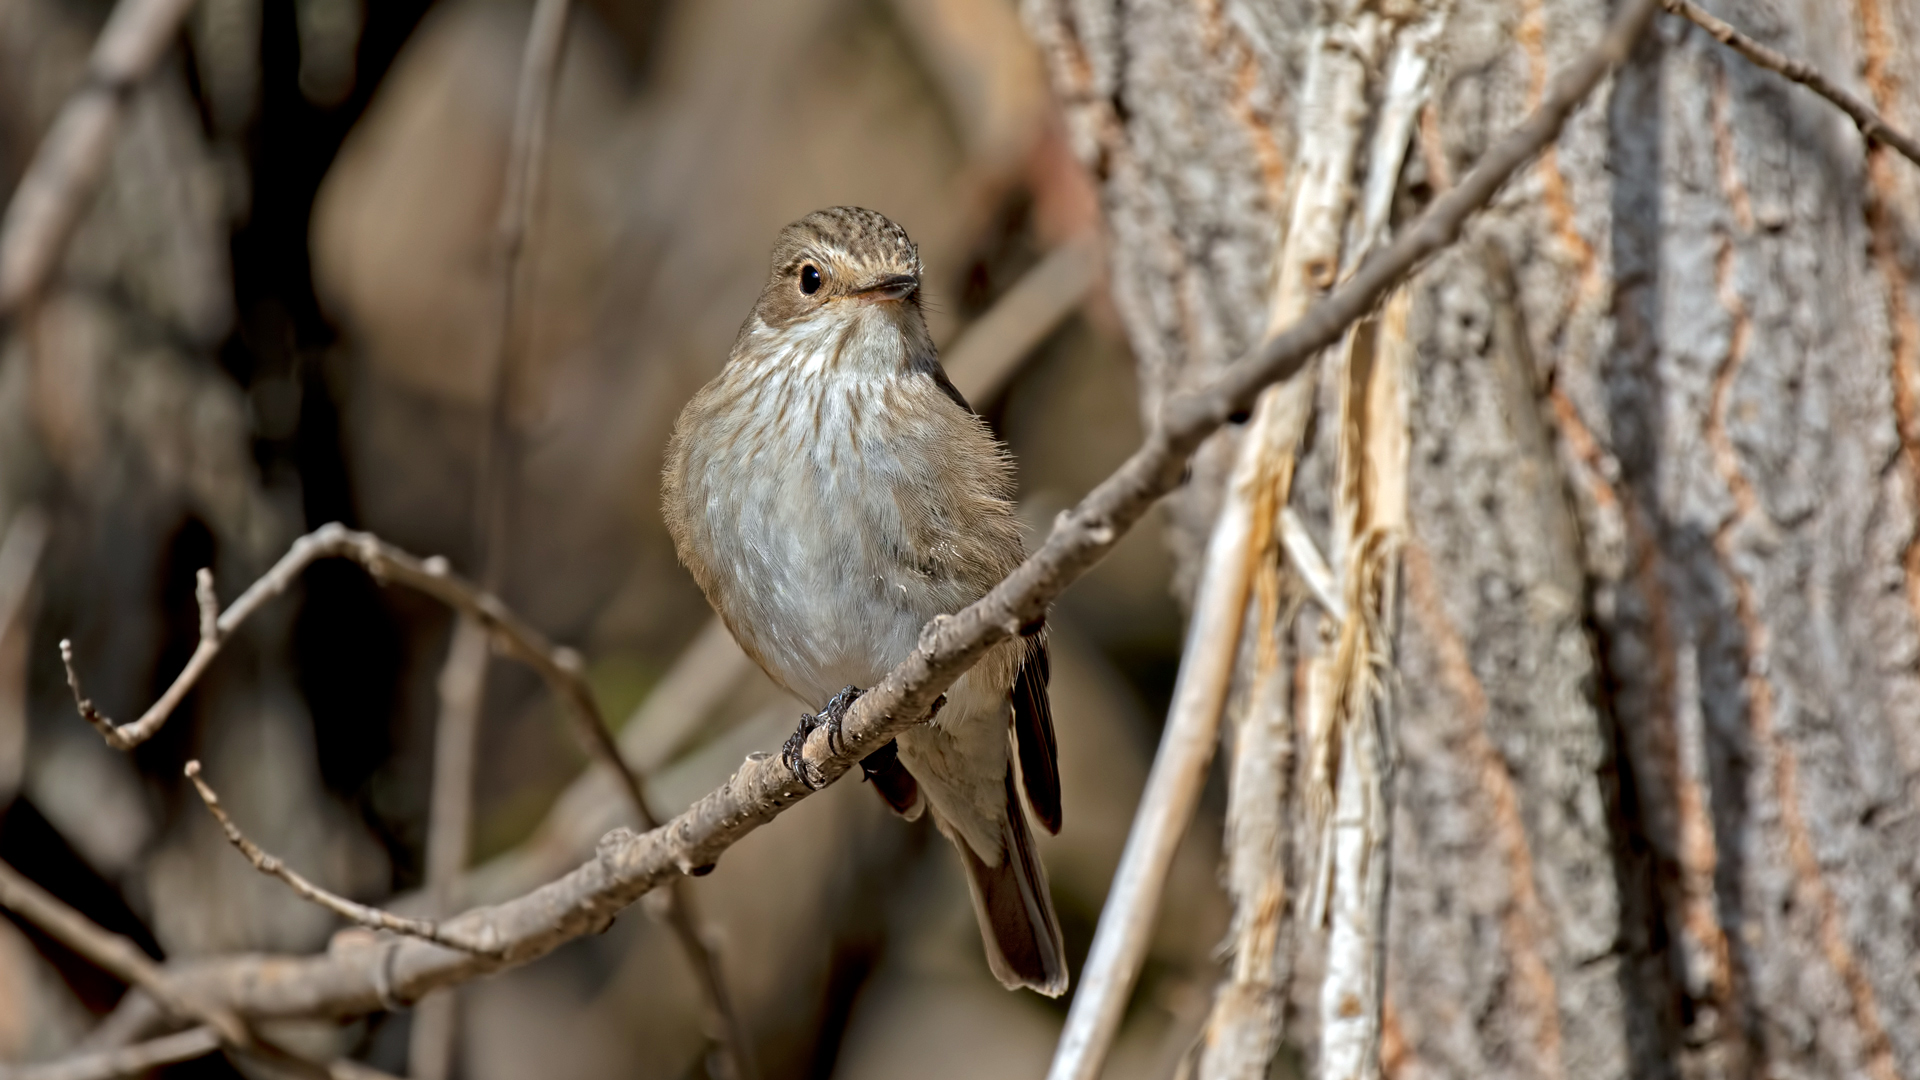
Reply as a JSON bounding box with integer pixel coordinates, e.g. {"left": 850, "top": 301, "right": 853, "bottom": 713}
{"left": 0, "top": 0, "right": 1229, "bottom": 1076}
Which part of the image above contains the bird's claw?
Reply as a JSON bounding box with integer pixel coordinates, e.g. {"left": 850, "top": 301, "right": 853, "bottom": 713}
{"left": 782, "top": 685, "right": 863, "bottom": 790}
{"left": 821, "top": 685, "right": 861, "bottom": 757}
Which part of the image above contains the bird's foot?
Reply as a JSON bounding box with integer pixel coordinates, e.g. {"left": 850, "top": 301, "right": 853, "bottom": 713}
{"left": 820, "top": 685, "right": 861, "bottom": 756}
{"left": 781, "top": 685, "right": 863, "bottom": 790}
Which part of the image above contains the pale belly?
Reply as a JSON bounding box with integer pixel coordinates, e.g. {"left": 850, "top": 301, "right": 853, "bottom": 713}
{"left": 699, "top": 418, "right": 977, "bottom": 708}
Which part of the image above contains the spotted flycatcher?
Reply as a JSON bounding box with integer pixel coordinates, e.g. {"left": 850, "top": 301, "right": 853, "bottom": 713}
{"left": 663, "top": 207, "right": 1067, "bottom": 995}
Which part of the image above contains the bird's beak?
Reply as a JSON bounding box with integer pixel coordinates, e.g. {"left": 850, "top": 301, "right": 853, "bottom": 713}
{"left": 853, "top": 274, "right": 919, "bottom": 302}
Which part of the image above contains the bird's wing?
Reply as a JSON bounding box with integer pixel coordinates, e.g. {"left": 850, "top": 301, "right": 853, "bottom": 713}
{"left": 1012, "top": 633, "right": 1061, "bottom": 834}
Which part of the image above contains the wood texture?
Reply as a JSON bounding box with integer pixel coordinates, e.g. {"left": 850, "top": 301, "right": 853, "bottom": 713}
{"left": 1025, "top": 0, "right": 1920, "bottom": 1075}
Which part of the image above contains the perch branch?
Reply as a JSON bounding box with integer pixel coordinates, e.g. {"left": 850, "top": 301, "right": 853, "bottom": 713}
{"left": 64, "top": 0, "right": 1657, "bottom": 1023}
{"left": 0, "top": 0, "right": 198, "bottom": 314}
{"left": 184, "top": 761, "right": 504, "bottom": 958}
{"left": 1661, "top": 0, "right": 1920, "bottom": 168}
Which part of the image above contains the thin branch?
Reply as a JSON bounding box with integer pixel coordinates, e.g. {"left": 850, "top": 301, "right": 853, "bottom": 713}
{"left": 1661, "top": 0, "right": 1920, "bottom": 168}
{"left": 0, "top": 858, "right": 249, "bottom": 1046}
{"left": 95, "top": 0, "right": 1658, "bottom": 1023}
{"left": 0, "top": 0, "right": 197, "bottom": 314}
{"left": 184, "top": 761, "right": 504, "bottom": 958}
{"left": 0, "top": 1026, "right": 221, "bottom": 1080}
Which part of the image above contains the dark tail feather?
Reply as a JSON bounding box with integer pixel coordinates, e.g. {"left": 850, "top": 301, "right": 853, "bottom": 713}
{"left": 859, "top": 740, "right": 923, "bottom": 820}
{"left": 955, "top": 768, "right": 1069, "bottom": 996}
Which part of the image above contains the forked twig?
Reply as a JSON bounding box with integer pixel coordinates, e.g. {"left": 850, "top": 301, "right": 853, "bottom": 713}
{"left": 1661, "top": 0, "right": 1920, "bottom": 168}
{"left": 184, "top": 762, "right": 505, "bottom": 958}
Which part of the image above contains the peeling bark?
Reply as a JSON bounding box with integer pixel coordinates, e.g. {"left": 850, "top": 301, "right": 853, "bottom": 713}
{"left": 1026, "top": 0, "right": 1920, "bottom": 1075}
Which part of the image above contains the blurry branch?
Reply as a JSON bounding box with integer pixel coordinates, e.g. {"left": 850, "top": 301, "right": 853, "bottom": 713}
{"left": 0, "top": 510, "right": 50, "bottom": 645}
{"left": 618, "top": 618, "right": 750, "bottom": 773}
{"left": 1661, "top": 0, "right": 1920, "bottom": 168}
{"left": 416, "top": 0, "right": 752, "bottom": 1074}
{"left": 942, "top": 234, "right": 1101, "bottom": 403}
{"left": 0, "top": 862, "right": 403, "bottom": 1080}
{"left": 90, "top": 0, "right": 1655, "bottom": 1025}
{"left": 0, "top": 859, "right": 248, "bottom": 1047}
{"left": 184, "top": 761, "right": 505, "bottom": 958}
{"left": 0, "top": 1026, "right": 221, "bottom": 1080}
{"left": 0, "top": 0, "right": 197, "bottom": 314}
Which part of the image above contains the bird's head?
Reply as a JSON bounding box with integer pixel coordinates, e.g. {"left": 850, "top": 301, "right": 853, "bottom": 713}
{"left": 751, "top": 206, "right": 925, "bottom": 331}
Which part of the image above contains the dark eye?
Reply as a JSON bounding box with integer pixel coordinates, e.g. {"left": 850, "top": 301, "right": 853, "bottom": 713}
{"left": 799, "top": 264, "right": 822, "bottom": 294}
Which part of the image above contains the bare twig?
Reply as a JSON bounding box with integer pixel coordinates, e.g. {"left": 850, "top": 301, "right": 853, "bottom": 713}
{"left": 78, "top": 0, "right": 1658, "bottom": 1024}
{"left": 184, "top": 761, "right": 503, "bottom": 958}
{"left": 0, "top": 0, "right": 198, "bottom": 314}
{"left": 617, "top": 617, "right": 750, "bottom": 773}
{"left": 0, "top": 1026, "right": 222, "bottom": 1080}
{"left": 1661, "top": 0, "right": 1920, "bottom": 168}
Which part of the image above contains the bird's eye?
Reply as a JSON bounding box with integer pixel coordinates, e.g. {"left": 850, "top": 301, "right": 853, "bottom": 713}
{"left": 799, "top": 264, "right": 822, "bottom": 295}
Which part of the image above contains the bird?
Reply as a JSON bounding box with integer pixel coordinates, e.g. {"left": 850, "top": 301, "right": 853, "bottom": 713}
{"left": 662, "top": 206, "right": 1067, "bottom": 996}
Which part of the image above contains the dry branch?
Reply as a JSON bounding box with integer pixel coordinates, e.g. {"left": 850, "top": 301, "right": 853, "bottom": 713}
{"left": 0, "top": 0, "right": 197, "bottom": 314}
{"left": 1661, "top": 0, "right": 1920, "bottom": 168}
{"left": 183, "top": 761, "right": 504, "bottom": 957}
{"left": 51, "top": 0, "right": 1657, "bottom": 1026}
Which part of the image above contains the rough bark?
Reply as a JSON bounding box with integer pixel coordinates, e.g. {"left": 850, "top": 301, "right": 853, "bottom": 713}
{"left": 1026, "top": 0, "right": 1920, "bottom": 1076}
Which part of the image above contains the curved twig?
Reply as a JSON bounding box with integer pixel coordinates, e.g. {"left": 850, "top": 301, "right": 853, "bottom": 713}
{"left": 184, "top": 762, "right": 505, "bottom": 958}
{"left": 1661, "top": 0, "right": 1920, "bottom": 168}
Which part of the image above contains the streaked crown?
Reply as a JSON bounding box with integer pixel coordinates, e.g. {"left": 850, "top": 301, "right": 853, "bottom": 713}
{"left": 753, "top": 207, "right": 924, "bottom": 328}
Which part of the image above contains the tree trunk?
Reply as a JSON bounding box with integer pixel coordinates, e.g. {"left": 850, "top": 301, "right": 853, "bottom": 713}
{"left": 1023, "top": 0, "right": 1920, "bottom": 1076}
